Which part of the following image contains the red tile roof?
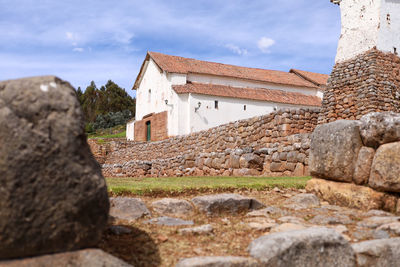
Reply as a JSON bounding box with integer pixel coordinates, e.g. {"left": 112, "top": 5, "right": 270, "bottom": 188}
{"left": 172, "top": 83, "right": 322, "bottom": 107}
{"left": 290, "top": 69, "right": 329, "bottom": 87}
{"left": 133, "top": 52, "right": 321, "bottom": 89}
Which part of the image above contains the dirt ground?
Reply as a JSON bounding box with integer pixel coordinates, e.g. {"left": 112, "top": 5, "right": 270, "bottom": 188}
{"left": 98, "top": 188, "right": 397, "bottom": 267}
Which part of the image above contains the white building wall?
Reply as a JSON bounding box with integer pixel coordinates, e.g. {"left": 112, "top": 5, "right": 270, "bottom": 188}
{"left": 187, "top": 94, "right": 313, "bottom": 134}
{"left": 126, "top": 120, "right": 135, "bottom": 141}
{"left": 336, "top": 0, "right": 400, "bottom": 63}
{"left": 187, "top": 73, "right": 321, "bottom": 96}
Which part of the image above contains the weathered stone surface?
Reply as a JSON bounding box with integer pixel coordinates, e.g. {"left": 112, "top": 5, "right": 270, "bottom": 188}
{"left": 249, "top": 227, "right": 356, "bottom": 267}
{"left": 377, "top": 222, "right": 400, "bottom": 235}
{"left": 145, "top": 216, "right": 194, "bottom": 226}
{"left": 352, "top": 238, "right": 400, "bottom": 267}
{"left": 270, "top": 223, "right": 306, "bottom": 233}
{"left": 369, "top": 142, "right": 400, "bottom": 192}
{"left": 0, "top": 76, "right": 109, "bottom": 259}
{"left": 309, "top": 214, "right": 352, "bottom": 225}
{"left": 353, "top": 147, "right": 375, "bottom": 185}
{"left": 191, "top": 194, "right": 264, "bottom": 215}
{"left": 360, "top": 112, "right": 400, "bottom": 149}
{"left": 110, "top": 197, "right": 150, "bottom": 222}
{"left": 109, "top": 225, "right": 132, "bottom": 235}
{"left": 309, "top": 120, "right": 362, "bottom": 182}
{"left": 246, "top": 206, "right": 286, "bottom": 217}
{"left": 0, "top": 249, "right": 132, "bottom": 267}
{"left": 152, "top": 198, "right": 194, "bottom": 216}
{"left": 283, "top": 193, "right": 320, "bottom": 210}
{"left": 357, "top": 216, "right": 400, "bottom": 229}
{"left": 178, "top": 224, "right": 213, "bottom": 235}
{"left": 175, "top": 256, "right": 259, "bottom": 267}
{"left": 306, "top": 178, "right": 388, "bottom": 211}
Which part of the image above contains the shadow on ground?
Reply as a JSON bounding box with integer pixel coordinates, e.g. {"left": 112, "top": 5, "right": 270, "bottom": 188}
{"left": 99, "top": 225, "right": 161, "bottom": 267}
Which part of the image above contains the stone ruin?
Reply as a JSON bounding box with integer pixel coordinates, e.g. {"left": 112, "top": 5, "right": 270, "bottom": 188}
{"left": 307, "top": 0, "right": 400, "bottom": 212}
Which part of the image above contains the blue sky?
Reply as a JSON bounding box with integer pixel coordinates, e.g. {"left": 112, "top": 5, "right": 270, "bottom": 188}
{"left": 0, "top": 0, "right": 340, "bottom": 97}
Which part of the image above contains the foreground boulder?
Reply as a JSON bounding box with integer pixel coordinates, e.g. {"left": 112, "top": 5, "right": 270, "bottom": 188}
{"left": 152, "top": 198, "right": 194, "bottom": 216}
{"left": 248, "top": 227, "right": 356, "bottom": 267}
{"left": 0, "top": 77, "right": 109, "bottom": 259}
{"left": 191, "top": 194, "right": 264, "bottom": 215}
{"left": 309, "top": 120, "right": 362, "bottom": 182}
{"left": 352, "top": 238, "right": 400, "bottom": 267}
{"left": 0, "top": 249, "right": 132, "bottom": 267}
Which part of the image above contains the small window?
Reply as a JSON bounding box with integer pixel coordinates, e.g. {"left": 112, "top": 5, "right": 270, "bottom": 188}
{"left": 148, "top": 89, "right": 151, "bottom": 102}
{"left": 244, "top": 105, "right": 247, "bottom": 111}
{"left": 394, "top": 47, "right": 398, "bottom": 55}
{"left": 214, "top": 100, "right": 219, "bottom": 109}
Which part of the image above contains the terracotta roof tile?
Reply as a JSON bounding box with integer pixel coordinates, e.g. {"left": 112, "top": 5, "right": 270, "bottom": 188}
{"left": 172, "top": 83, "right": 321, "bottom": 107}
{"left": 290, "top": 69, "right": 329, "bottom": 87}
{"left": 147, "top": 52, "right": 319, "bottom": 89}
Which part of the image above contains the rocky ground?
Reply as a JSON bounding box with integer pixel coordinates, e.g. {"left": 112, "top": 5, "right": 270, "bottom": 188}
{"left": 99, "top": 188, "right": 400, "bottom": 266}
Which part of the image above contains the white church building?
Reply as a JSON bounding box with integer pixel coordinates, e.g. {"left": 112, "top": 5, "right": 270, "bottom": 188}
{"left": 127, "top": 52, "right": 328, "bottom": 141}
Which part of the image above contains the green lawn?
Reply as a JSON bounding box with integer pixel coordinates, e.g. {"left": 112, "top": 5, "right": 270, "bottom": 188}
{"left": 92, "top": 130, "right": 126, "bottom": 139}
{"left": 106, "top": 176, "right": 311, "bottom": 195}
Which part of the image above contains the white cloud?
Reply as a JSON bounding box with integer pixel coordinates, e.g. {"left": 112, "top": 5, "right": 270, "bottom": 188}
{"left": 257, "top": 37, "right": 275, "bottom": 53}
{"left": 73, "top": 47, "right": 84, "bottom": 52}
{"left": 225, "top": 44, "right": 248, "bottom": 56}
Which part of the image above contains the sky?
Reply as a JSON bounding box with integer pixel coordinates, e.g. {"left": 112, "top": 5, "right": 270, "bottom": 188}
{"left": 0, "top": 0, "right": 340, "bottom": 97}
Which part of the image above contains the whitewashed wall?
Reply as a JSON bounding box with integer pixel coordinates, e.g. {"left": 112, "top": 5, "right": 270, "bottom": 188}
{"left": 187, "top": 73, "right": 321, "bottom": 97}
{"left": 126, "top": 120, "right": 135, "bottom": 141}
{"left": 187, "top": 93, "right": 314, "bottom": 134}
{"left": 336, "top": 0, "right": 400, "bottom": 63}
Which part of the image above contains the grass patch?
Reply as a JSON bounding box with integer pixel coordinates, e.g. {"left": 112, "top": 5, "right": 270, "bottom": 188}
{"left": 88, "top": 124, "right": 126, "bottom": 139}
{"left": 93, "top": 130, "right": 126, "bottom": 139}
{"left": 106, "top": 176, "right": 311, "bottom": 196}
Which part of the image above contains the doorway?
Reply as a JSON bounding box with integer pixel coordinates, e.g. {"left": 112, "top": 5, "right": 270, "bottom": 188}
{"left": 146, "top": 121, "right": 151, "bottom": 141}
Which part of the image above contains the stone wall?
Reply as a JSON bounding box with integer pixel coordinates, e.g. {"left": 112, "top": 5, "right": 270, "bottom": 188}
{"left": 89, "top": 108, "right": 320, "bottom": 178}
{"left": 307, "top": 112, "right": 400, "bottom": 212}
{"left": 319, "top": 48, "right": 400, "bottom": 124}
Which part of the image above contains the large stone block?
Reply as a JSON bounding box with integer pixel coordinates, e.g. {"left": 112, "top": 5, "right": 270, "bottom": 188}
{"left": 360, "top": 112, "right": 400, "bottom": 148}
{"left": 309, "top": 120, "right": 362, "bottom": 182}
{"left": 248, "top": 227, "right": 356, "bottom": 267}
{"left": 306, "top": 178, "right": 394, "bottom": 211}
{"left": 0, "top": 77, "right": 109, "bottom": 259}
{"left": 369, "top": 142, "right": 400, "bottom": 193}
{"left": 353, "top": 147, "right": 375, "bottom": 185}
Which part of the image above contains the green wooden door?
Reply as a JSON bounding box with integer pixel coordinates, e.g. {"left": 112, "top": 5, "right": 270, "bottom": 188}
{"left": 146, "top": 121, "right": 151, "bottom": 141}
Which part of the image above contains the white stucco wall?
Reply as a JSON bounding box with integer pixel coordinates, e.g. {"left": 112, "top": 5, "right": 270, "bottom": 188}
{"left": 126, "top": 120, "right": 135, "bottom": 141}
{"left": 187, "top": 94, "right": 315, "bottom": 134}
{"left": 187, "top": 73, "right": 321, "bottom": 96}
{"left": 336, "top": 0, "right": 400, "bottom": 63}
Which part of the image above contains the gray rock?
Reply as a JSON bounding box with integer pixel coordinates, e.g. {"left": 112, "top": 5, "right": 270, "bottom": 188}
{"left": 377, "top": 222, "right": 400, "bottom": 235}
{"left": 309, "top": 120, "right": 363, "bottom": 182}
{"left": 249, "top": 227, "right": 356, "bottom": 267}
{"left": 283, "top": 193, "right": 320, "bottom": 210}
{"left": 191, "top": 194, "right": 264, "bottom": 215}
{"left": 109, "top": 225, "right": 132, "bottom": 235}
{"left": 360, "top": 112, "right": 400, "bottom": 148}
{"left": 352, "top": 227, "right": 389, "bottom": 241}
{"left": 278, "top": 216, "right": 305, "bottom": 224}
{"left": 0, "top": 249, "right": 132, "bottom": 267}
{"left": 357, "top": 216, "right": 400, "bottom": 228}
{"left": 363, "top": 209, "right": 394, "bottom": 217}
{"left": 0, "top": 76, "right": 109, "bottom": 259}
{"left": 152, "top": 198, "right": 194, "bottom": 216}
{"left": 369, "top": 142, "right": 400, "bottom": 192}
{"left": 145, "top": 216, "right": 194, "bottom": 226}
{"left": 110, "top": 197, "right": 150, "bottom": 222}
{"left": 178, "top": 224, "right": 213, "bottom": 235}
{"left": 309, "top": 214, "right": 353, "bottom": 225}
{"left": 246, "top": 206, "right": 286, "bottom": 217}
{"left": 270, "top": 223, "right": 306, "bottom": 233}
{"left": 353, "top": 147, "right": 375, "bottom": 185}
{"left": 175, "top": 256, "right": 259, "bottom": 267}
{"left": 352, "top": 238, "right": 400, "bottom": 267}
